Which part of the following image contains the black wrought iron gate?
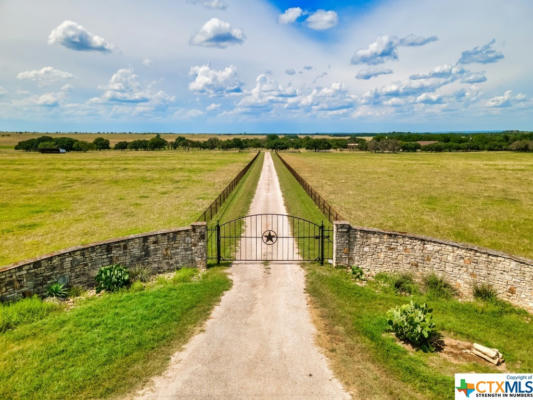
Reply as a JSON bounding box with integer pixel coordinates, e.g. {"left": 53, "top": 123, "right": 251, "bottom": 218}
{"left": 207, "top": 214, "right": 333, "bottom": 264}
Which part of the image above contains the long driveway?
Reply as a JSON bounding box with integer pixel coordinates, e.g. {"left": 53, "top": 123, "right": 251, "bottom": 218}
{"left": 133, "top": 152, "right": 349, "bottom": 399}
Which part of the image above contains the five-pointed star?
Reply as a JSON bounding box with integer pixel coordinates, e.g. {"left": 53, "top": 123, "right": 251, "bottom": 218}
{"left": 264, "top": 231, "right": 276, "bottom": 243}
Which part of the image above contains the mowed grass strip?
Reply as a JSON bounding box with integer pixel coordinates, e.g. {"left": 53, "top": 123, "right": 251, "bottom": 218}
{"left": 282, "top": 152, "right": 533, "bottom": 259}
{"left": 273, "top": 152, "right": 333, "bottom": 261}
{"left": 305, "top": 265, "right": 533, "bottom": 400}
{"left": 207, "top": 152, "right": 265, "bottom": 264}
{"left": 0, "top": 149, "right": 254, "bottom": 266}
{"left": 0, "top": 268, "right": 231, "bottom": 400}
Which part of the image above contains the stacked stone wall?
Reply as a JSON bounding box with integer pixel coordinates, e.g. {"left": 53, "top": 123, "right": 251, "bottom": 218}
{"left": 0, "top": 222, "right": 207, "bottom": 302}
{"left": 334, "top": 222, "right": 533, "bottom": 309}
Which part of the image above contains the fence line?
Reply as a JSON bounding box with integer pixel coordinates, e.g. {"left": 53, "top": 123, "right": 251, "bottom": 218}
{"left": 197, "top": 151, "right": 261, "bottom": 223}
{"left": 275, "top": 151, "right": 344, "bottom": 223}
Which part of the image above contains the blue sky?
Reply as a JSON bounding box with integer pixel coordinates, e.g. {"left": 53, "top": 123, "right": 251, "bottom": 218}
{"left": 0, "top": 0, "right": 531, "bottom": 133}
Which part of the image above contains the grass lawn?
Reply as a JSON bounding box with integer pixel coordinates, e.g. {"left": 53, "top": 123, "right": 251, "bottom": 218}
{"left": 0, "top": 268, "right": 231, "bottom": 400}
{"left": 306, "top": 264, "right": 533, "bottom": 399}
{"left": 274, "top": 152, "right": 533, "bottom": 398}
{"left": 281, "top": 151, "right": 533, "bottom": 259}
{"left": 0, "top": 149, "right": 254, "bottom": 266}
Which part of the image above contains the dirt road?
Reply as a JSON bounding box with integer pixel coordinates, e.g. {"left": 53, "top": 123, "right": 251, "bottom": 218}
{"left": 132, "top": 152, "right": 349, "bottom": 399}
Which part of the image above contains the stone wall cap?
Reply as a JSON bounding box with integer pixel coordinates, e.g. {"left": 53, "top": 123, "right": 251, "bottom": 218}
{"left": 0, "top": 225, "right": 194, "bottom": 273}
{"left": 333, "top": 221, "right": 351, "bottom": 225}
{"left": 350, "top": 224, "right": 533, "bottom": 265}
{"left": 191, "top": 221, "right": 207, "bottom": 227}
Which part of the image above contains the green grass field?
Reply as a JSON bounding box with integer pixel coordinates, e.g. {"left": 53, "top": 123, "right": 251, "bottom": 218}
{"left": 0, "top": 268, "right": 231, "bottom": 400}
{"left": 306, "top": 265, "right": 533, "bottom": 400}
{"left": 0, "top": 149, "right": 254, "bottom": 266}
{"left": 274, "top": 154, "right": 533, "bottom": 398}
{"left": 281, "top": 152, "right": 533, "bottom": 259}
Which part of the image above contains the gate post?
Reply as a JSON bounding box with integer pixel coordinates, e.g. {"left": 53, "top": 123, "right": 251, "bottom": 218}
{"left": 333, "top": 221, "right": 352, "bottom": 267}
{"left": 216, "top": 221, "right": 221, "bottom": 265}
{"left": 320, "top": 221, "right": 325, "bottom": 265}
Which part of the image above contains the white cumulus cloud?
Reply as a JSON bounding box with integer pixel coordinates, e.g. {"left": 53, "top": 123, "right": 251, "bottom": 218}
{"left": 90, "top": 68, "right": 174, "bottom": 115}
{"left": 356, "top": 67, "right": 393, "bottom": 80}
{"left": 188, "top": 0, "right": 227, "bottom": 9}
{"left": 279, "top": 7, "right": 303, "bottom": 24}
{"left": 305, "top": 10, "right": 338, "bottom": 31}
{"left": 458, "top": 39, "right": 504, "bottom": 65}
{"left": 190, "top": 18, "right": 245, "bottom": 48}
{"left": 189, "top": 65, "right": 243, "bottom": 96}
{"left": 486, "top": 90, "right": 526, "bottom": 108}
{"left": 351, "top": 34, "right": 438, "bottom": 65}
{"left": 48, "top": 20, "right": 113, "bottom": 52}
{"left": 409, "top": 64, "right": 487, "bottom": 85}
{"left": 17, "top": 66, "right": 74, "bottom": 85}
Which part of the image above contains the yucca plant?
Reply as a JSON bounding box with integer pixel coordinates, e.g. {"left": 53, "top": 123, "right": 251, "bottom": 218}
{"left": 47, "top": 282, "right": 68, "bottom": 299}
{"left": 95, "top": 264, "right": 130, "bottom": 293}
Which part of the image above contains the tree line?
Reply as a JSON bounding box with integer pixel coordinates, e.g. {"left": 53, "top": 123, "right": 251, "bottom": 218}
{"left": 14, "top": 131, "right": 533, "bottom": 153}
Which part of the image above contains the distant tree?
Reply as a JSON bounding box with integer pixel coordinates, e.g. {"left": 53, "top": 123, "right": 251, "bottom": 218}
{"left": 173, "top": 136, "right": 191, "bottom": 150}
{"left": 401, "top": 142, "right": 421, "bottom": 152}
{"left": 128, "top": 140, "right": 149, "bottom": 150}
{"left": 93, "top": 137, "right": 111, "bottom": 150}
{"left": 114, "top": 141, "right": 129, "bottom": 150}
{"left": 37, "top": 141, "right": 58, "bottom": 152}
{"left": 148, "top": 134, "right": 168, "bottom": 150}
{"left": 54, "top": 137, "right": 78, "bottom": 151}
{"left": 509, "top": 140, "right": 533, "bottom": 152}
{"left": 72, "top": 141, "right": 92, "bottom": 152}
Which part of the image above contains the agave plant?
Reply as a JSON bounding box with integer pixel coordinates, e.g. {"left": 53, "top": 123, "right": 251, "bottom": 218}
{"left": 47, "top": 282, "right": 68, "bottom": 299}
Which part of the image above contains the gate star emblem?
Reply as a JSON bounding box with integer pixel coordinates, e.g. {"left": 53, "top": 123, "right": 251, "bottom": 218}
{"left": 262, "top": 230, "right": 278, "bottom": 245}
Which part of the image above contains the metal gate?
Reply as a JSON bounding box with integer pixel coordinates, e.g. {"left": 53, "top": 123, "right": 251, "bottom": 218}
{"left": 207, "top": 214, "right": 332, "bottom": 264}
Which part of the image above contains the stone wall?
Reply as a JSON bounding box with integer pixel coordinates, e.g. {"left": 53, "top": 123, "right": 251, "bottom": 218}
{"left": 334, "top": 222, "right": 533, "bottom": 310}
{"left": 0, "top": 222, "right": 207, "bottom": 302}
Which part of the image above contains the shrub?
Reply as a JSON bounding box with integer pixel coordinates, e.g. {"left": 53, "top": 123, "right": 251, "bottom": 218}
{"left": 47, "top": 282, "right": 68, "bottom": 299}
{"left": 350, "top": 265, "right": 364, "bottom": 280}
{"left": 172, "top": 268, "right": 198, "bottom": 284}
{"left": 129, "top": 265, "right": 151, "bottom": 283}
{"left": 424, "top": 274, "right": 456, "bottom": 299}
{"left": 0, "top": 296, "right": 60, "bottom": 332}
{"left": 473, "top": 283, "right": 498, "bottom": 302}
{"left": 68, "top": 285, "right": 84, "bottom": 298}
{"left": 392, "top": 273, "right": 418, "bottom": 295}
{"left": 387, "top": 301, "right": 439, "bottom": 352}
{"left": 95, "top": 265, "right": 130, "bottom": 293}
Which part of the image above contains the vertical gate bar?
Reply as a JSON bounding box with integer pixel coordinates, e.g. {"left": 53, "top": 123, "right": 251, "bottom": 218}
{"left": 320, "top": 221, "right": 324, "bottom": 265}
{"left": 307, "top": 222, "right": 310, "bottom": 261}
{"left": 216, "top": 221, "right": 221, "bottom": 265}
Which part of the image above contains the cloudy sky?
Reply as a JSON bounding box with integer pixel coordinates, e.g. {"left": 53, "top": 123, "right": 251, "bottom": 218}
{"left": 0, "top": 0, "right": 531, "bottom": 133}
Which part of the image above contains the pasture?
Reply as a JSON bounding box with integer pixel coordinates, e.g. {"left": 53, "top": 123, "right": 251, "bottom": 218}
{"left": 0, "top": 149, "right": 254, "bottom": 266}
{"left": 281, "top": 151, "right": 533, "bottom": 259}
{"left": 273, "top": 154, "right": 533, "bottom": 399}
